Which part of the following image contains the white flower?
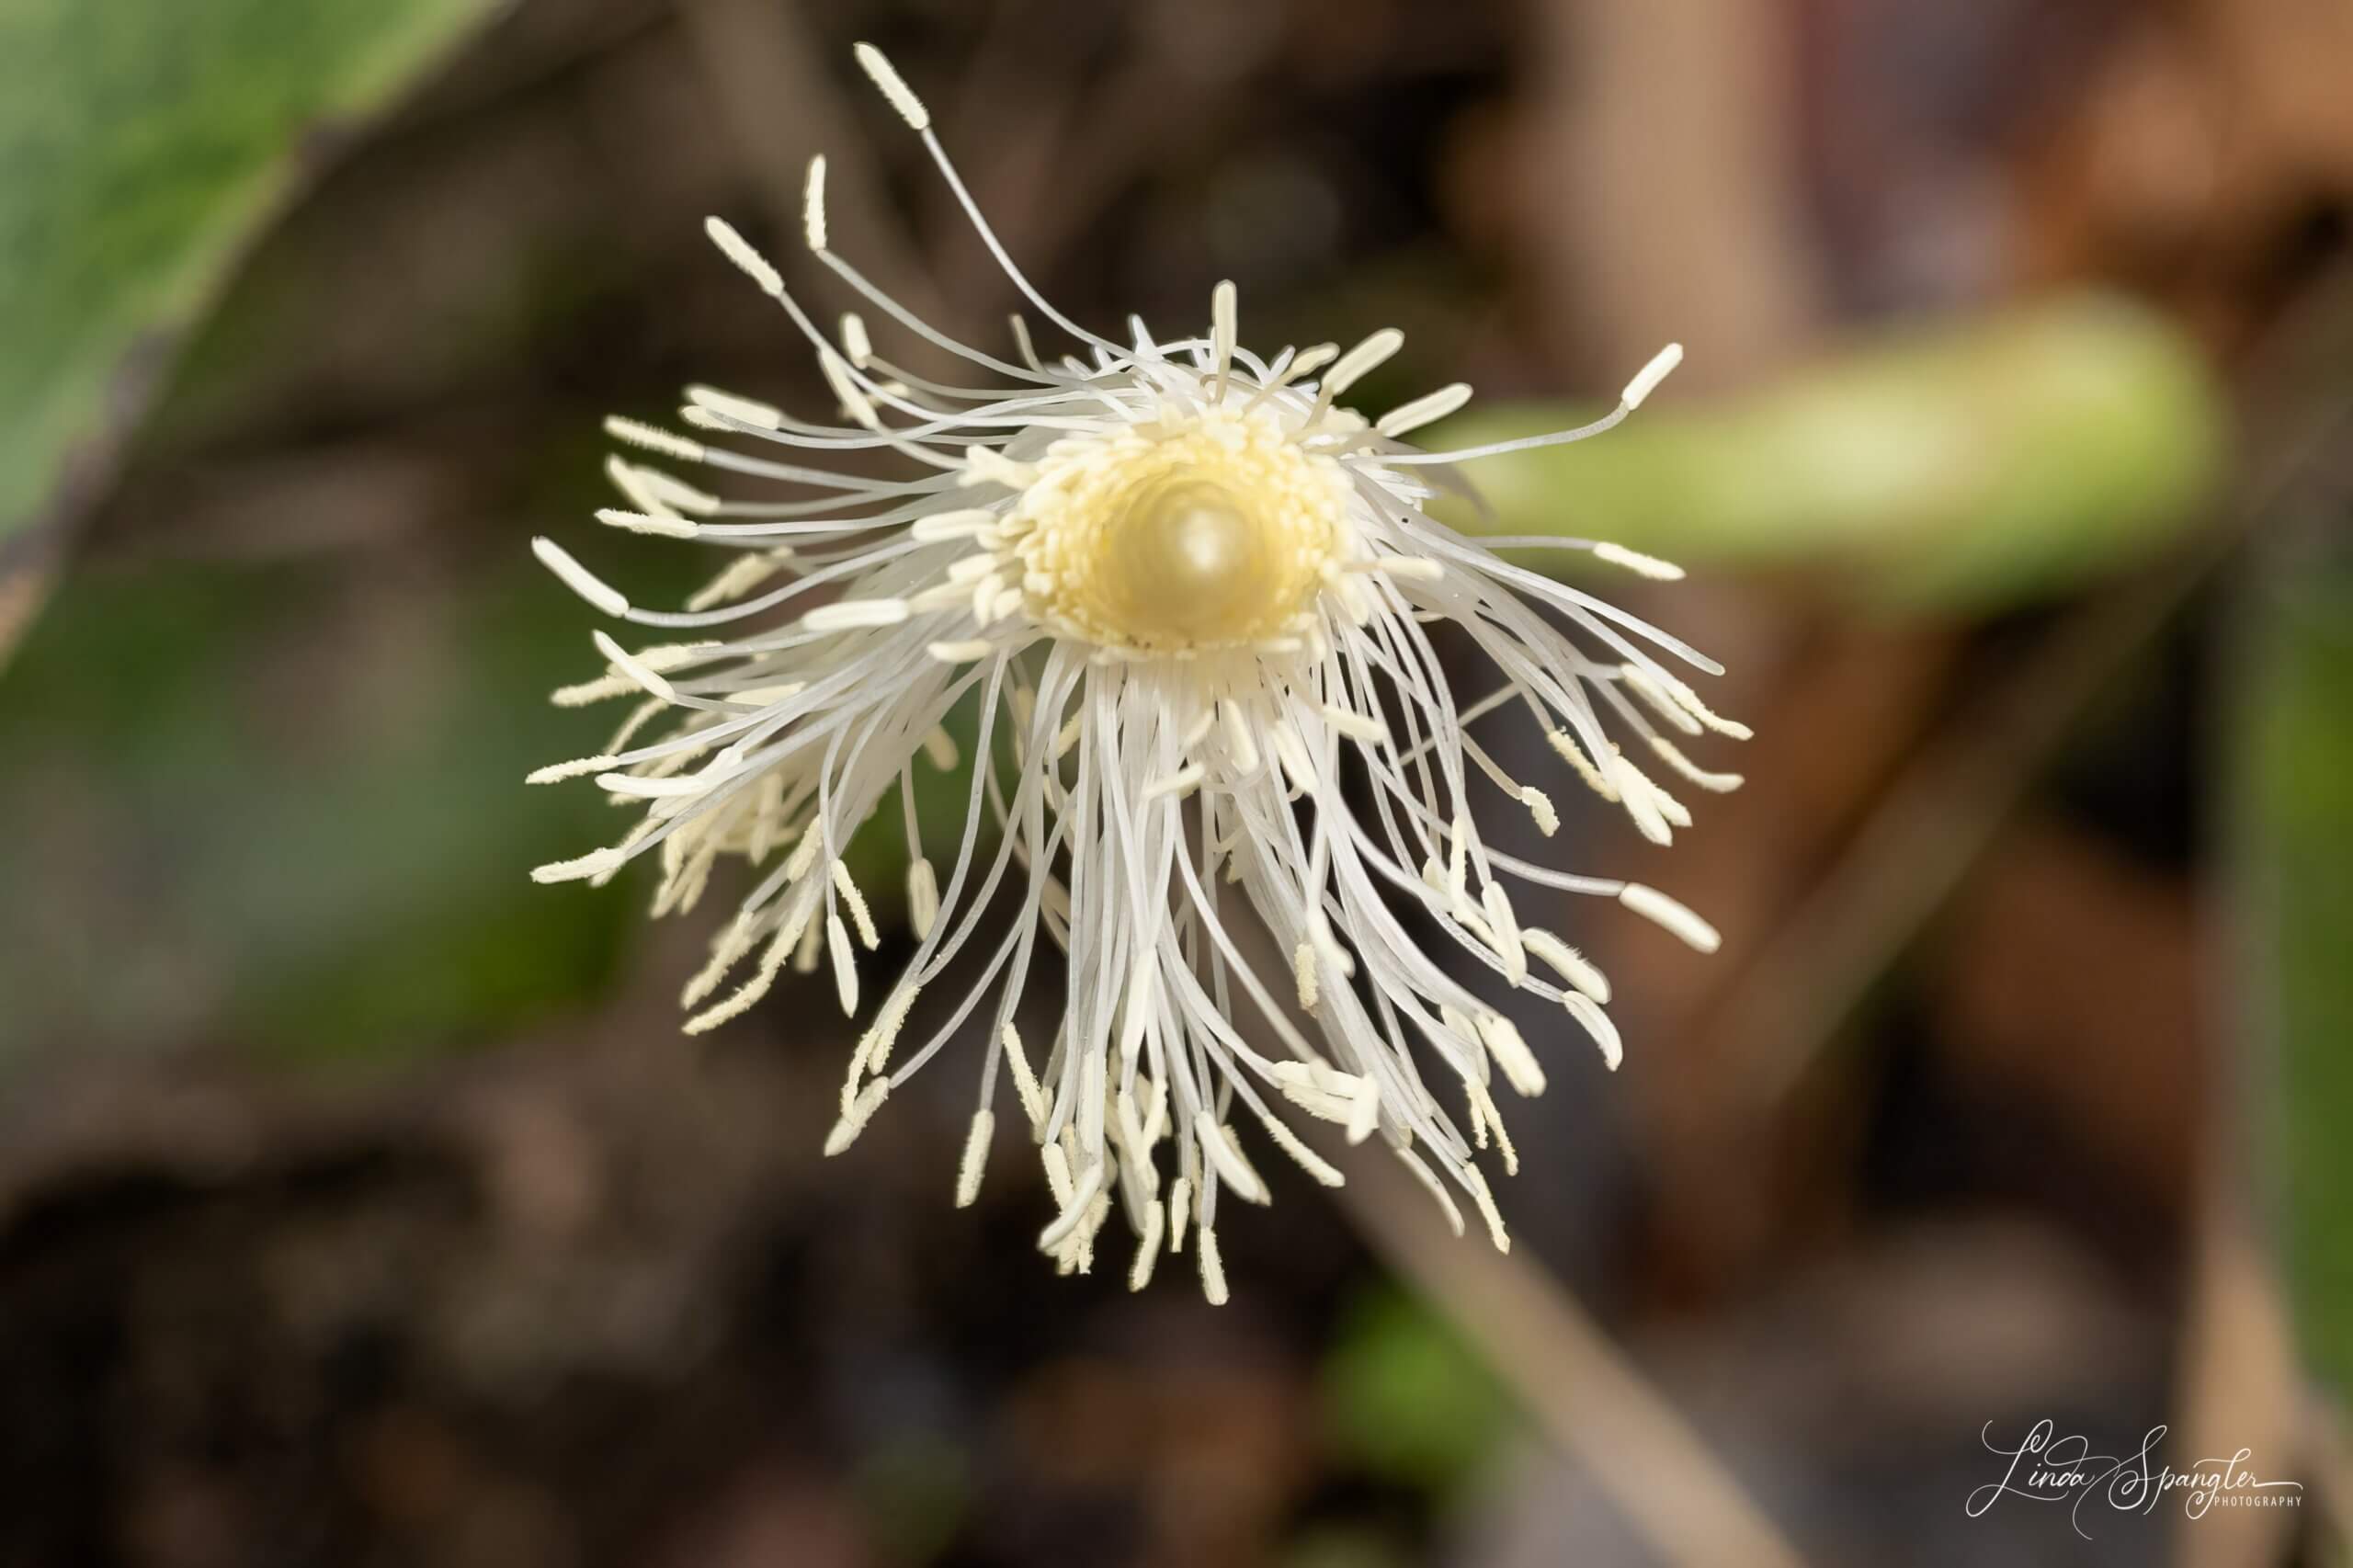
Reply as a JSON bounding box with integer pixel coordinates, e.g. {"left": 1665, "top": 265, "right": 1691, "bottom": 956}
{"left": 529, "top": 44, "right": 1747, "bottom": 1300}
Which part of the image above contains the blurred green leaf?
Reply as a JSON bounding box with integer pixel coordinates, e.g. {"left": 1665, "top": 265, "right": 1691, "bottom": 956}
{"left": 2249, "top": 547, "right": 2353, "bottom": 1395}
{"left": 1322, "top": 1285, "right": 1512, "bottom": 1494}
{"left": 0, "top": 552, "right": 634, "bottom": 1077}
{"left": 0, "top": 0, "right": 495, "bottom": 592}
{"left": 1431, "top": 294, "right": 2228, "bottom": 610}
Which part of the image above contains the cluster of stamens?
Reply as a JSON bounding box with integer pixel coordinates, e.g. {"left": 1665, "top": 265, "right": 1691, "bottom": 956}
{"left": 523, "top": 43, "right": 1745, "bottom": 1301}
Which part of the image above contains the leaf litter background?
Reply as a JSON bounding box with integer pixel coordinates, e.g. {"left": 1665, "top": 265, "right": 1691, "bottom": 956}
{"left": 1, "top": 0, "right": 2350, "bottom": 1564}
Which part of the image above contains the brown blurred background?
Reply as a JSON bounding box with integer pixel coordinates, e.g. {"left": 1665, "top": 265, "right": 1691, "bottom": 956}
{"left": 3, "top": 0, "right": 2352, "bottom": 1564}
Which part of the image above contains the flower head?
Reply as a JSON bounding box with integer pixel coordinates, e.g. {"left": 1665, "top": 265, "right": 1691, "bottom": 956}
{"left": 529, "top": 45, "right": 1746, "bottom": 1300}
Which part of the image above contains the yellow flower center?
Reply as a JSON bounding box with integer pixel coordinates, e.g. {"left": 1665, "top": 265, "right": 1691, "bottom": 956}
{"left": 1014, "top": 410, "right": 1348, "bottom": 653}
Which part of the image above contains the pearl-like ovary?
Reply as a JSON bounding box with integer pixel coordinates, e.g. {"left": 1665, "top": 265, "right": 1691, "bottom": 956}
{"left": 1014, "top": 410, "right": 1347, "bottom": 653}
